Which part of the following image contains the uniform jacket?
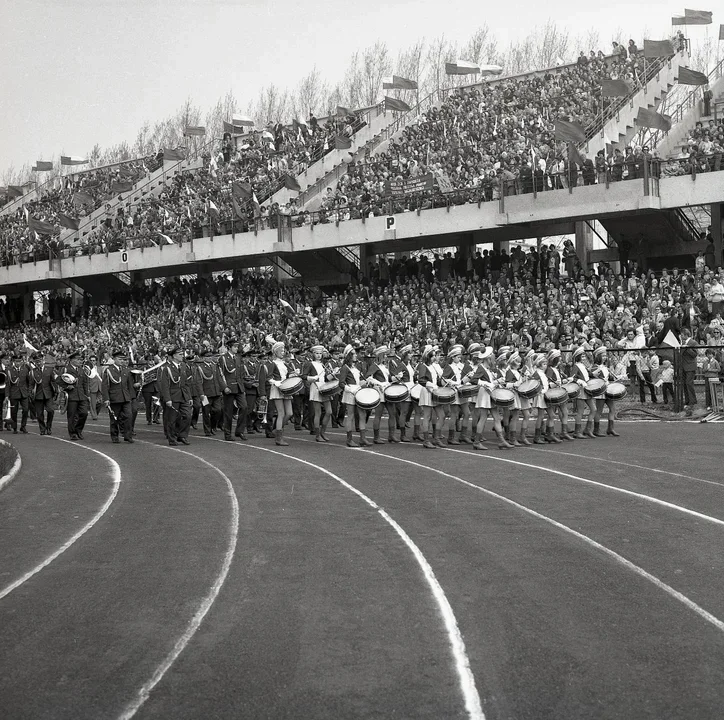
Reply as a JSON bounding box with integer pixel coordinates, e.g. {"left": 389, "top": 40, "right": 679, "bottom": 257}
{"left": 101, "top": 364, "right": 135, "bottom": 403}
{"left": 159, "top": 361, "right": 195, "bottom": 404}
{"left": 62, "top": 360, "right": 90, "bottom": 401}
{"left": 30, "top": 363, "right": 57, "bottom": 401}
{"left": 6, "top": 362, "right": 30, "bottom": 400}
{"left": 193, "top": 360, "right": 223, "bottom": 398}
{"left": 681, "top": 338, "right": 698, "bottom": 372}
{"left": 218, "top": 354, "right": 242, "bottom": 394}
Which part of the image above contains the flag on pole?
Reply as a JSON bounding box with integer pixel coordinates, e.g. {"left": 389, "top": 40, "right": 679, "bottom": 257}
{"left": 184, "top": 125, "right": 206, "bottom": 136}
{"left": 162, "top": 148, "right": 185, "bottom": 162}
{"left": 279, "top": 298, "right": 296, "bottom": 319}
{"left": 34, "top": 161, "right": 53, "bottom": 171}
{"left": 61, "top": 155, "right": 88, "bottom": 166}
{"left": 232, "top": 181, "right": 253, "bottom": 200}
{"left": 445, "top": 60, "right": 480, "bottom": 75}
{"left": 28, "top": 216, "right": 58, "bottom": 235}
{"left": 636, "top": 107, "right": 672, "bottom": 131}
{"left": 334, "top": 135, "right": 352, "bottom": 150}
{"left": 554, "top": 119, "right": 587, "bottom": 143}
{"left": 382, "top": 75, "right": 418, "bottom": 90}
{"left": 282, "top": 174, "right": 301, "bottom": 192}
{"left": 384, "top": 96, "right": 412, "bottom": 112}
{"left": 478, "top": 64, "right": 504, "bottom": 76}
{"left": 685, "top": 8, "right": 713, "bottom": 23}
{"left": 222, "top": 121, "right": 246, "bottom": 135}
{"left": 231, "top": 114, "right": 254, "bottom": 127}
{"left": 58, "top": 213, "right": 79, "bottom": 230}
{"left": 111, "top": 180, "right": 134, "bottom": 193}
{"left": 8, "top": 186, "right": 25, "bottom": 198}
{"left": 73, "top": 191, "right": 94, "bottom": 207}
{"left": 158, "top": 233, "right": 175, "bottom": 245}
{"left": 601, "top": 79, "right": 632, "bottom": 97}
{"left": 661, "top": 330, "right": 681, "bottom": 348}
{"left": 336, "top": 105, "right": 352, "bottom": 117}
{"left": 207, "top": 199, "right": 219, "bottom": 221}
{"left": 720, "top": 23, "right": 724, "bottom": 40}
{"left": 23, "top": 334, "right": 38, "bottom": 353}
{"left": 643, "top": 39, "right": 675, "bottom": 58}
{"left": 677, "top": 67, "right": 710, "bottom": 85}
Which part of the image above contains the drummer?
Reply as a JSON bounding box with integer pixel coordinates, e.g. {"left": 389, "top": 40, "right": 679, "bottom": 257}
{"left": 442, "top": 345, "right": 473, "bottom": 446}
{"left": 546, "top": 348, "right": 574, "bottom": 441}
{"left": 505, "top": 351, "right": 533, "bottom": 446}
{"left": 416, "top": 344, "right": 444, "bottom": 449}
{"left": 591, "top": 346, "right": 621, "bottom": 437}
{"left": 366, "top": 345, "right": 394, "bottom": 444}
{"left": 471, "top": 346, "right": 500, "bottom": 450}
{"left": 467, "top": 342, "right": 482, "bottom": 440}
{"left": 389, "top": 342, "right": 415, "bottom": 443}
{"left": 267, "top": 340, "right": 296, "bottom": 446}
{"left": 532, "top": 353, "right": 557, "bottom": 444}
{"left": 571, "top": 345, "right": 596, "bottom": 439}
{"left": 338, "top": 343, "right": 370, "bottom": 447}
{"left": 302, "top": 345, "right": 332, "bottom": 443}
{"left": 494, "top": 351, "right": 515, "bottom": 449}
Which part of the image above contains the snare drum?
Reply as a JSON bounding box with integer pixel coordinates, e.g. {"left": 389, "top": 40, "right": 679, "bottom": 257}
{"left": 410, "top": 385, "right": 422, "bottom": 403}
{"left": 457, "top": 384, "right": 479, "bottom": 399}
{"left": 544, "top": 387, "right": 569, "bottom": 405}
{"left": 584, "top": 378, "right": 607, "bottom": 398}
{"left": 317, "top": 380, "right": 341, "bottom": 397}
{"left": 432, "top": 387, "right": 456, "bottom": 404}
{"left": 491, "top": 388, "right": 516, "bottom": 408}
{"left": 384, "top": 383, "right": 410, "bottom": 403}
{"left": 564, "top": 381, "right": 580, "bottom": 400}
{"left": 279, "top": 377, "right": 304, "bottom": 396}
{"left": 517, "top": 378, "right": 541, "bottom": 399}
{"left": 605, "top": 382, "right": 627, "bottom": 400}
{"left": 355, "top": 387, "right": 381, "bottom": 411}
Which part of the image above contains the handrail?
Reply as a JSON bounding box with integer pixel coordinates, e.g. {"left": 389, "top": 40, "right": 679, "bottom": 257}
{"left": 669, "top": 55, "right": 724, "bottom": 126}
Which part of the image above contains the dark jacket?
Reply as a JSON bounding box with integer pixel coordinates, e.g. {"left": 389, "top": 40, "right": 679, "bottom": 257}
{"left": 101, "top": 364, "right": 135, "bottom": 403}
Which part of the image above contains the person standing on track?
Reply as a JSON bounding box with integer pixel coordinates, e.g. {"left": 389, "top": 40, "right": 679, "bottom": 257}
{"left": 303, "top": 345, "right": 333, "bottom": 443}
{"left": 101, "top": 349, "right": 135, "bottom": 444}
{"left": 193, "top": 349, "right": 223, "bottom": 437}
{"left": 159, "top": 347, "right": 194, "bottom": 446}
{"left": 338, "top": 343, "right": 370, "bottom": 447}
{"left": 31, "top": 346, "right": 57, "bottom": 436}
{"left": 218, "top": 339, "right": 245, "bottom": 442}
{"left": 61, "top": 350, "right": 90, "bottom": 441}
{"left": 267, "top": 340, "right": 296, "bottom": 447}
{"left": 546, "top": 349, "right": 574, "bottom": 441}
{"left": 591, "top": 346, "right": 621, "bottom": 437}
{"left": 366, "top": 345, "right": 394, "bottom": 444}
{"left": 6, "top": 351, "right": 29, "bottom": 434}
{"left": 571, "top": 346, "right": 596, "bottom": 439}
{"left": 389, "top": 343, "right": 414, "bottom": 443}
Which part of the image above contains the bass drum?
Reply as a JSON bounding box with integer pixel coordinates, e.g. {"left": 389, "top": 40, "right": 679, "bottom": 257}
{"left": 384, "top": 383, "right": 410, "bottom": 403}
{"left": 544, "top": 387, "right": 569, "bottom": 405}
{"left": 517, "top": 378, "right": 541, "bottom": 399}
{"left": 355, "top": 387, "right": 381, "bottom": 411}
{"left": 491, "top": 388, "right": 515, "bottom": 408}
{"left": 605, "top": 382, "right": 627, "bottom": 400}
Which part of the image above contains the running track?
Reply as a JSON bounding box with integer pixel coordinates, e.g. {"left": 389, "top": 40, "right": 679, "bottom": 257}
{"left": 0, "top": 419, "right": 722, "bottom": 719}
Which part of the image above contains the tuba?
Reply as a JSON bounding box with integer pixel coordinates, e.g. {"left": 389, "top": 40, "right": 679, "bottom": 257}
{"left": 0, "top": 371, "right": 5, "bottom": 390}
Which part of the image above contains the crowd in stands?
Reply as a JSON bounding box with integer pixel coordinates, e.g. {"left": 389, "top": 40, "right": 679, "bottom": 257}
{"left": 1, "top": 233, "right": 722, "bottom": 406}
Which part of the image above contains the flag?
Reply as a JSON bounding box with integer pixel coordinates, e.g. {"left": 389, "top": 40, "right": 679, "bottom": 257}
{"left": 184, "top": 125, "right": 206, "bottom": 136}
{"left": 232, "top": 180, "right": 253, "bottom": 200}
{"left": 34, "top": 161, "right": 53, "bottom": 171}
{"left": 162, "top": 148, "right": 185, "bottom": 162}
{"left": 384, "top": 96, "right": 412, "bottom": 113}
{"left": 23, "top": 335, "right": 38, "bottom": 353}
{"left": 73, "top": 191, "right": 94, "bottom": 207}
{"left": 61, "top": 155, "right": 88, "bottom": 166}
{"left": 661, "top": 330, "right": 681, "bottom": 348}
{"left": 158, "top": 233, "right": 175, "bottom": 245}
{"left": 568, "top": 142, "right": 584, "bottom": 168}
{"left": 8, "top": 186, "right": 25, "bottom": 198}
{"left": 334, "top": 135, "right": 352, "bottom": 150}
{"left": 232, "top": 114, "right": 254, "bottom": 127}
{"left": 111, "top": 180, "right": 134, "bottom": 193}
{"left": 720, "top": 23, "right": 724, "bottom": 40}
{"left": 207, "top": 199, "right": 219, "bottom": 220}
{"left": 231, "top": 194, "right": 245, "bottom": 219}
{"left": 28, "top": 216, "right": 57, "bottom": 235}
{"left": 382, "top": 75, "right": 418, "bottom": 90}
{"left": 58, "top": 213, "right": 79, "bottom": 231}
{"left": 636, "top": 107, "right": 672, "bottom": 131}
{"left": 601, "top": 79, "right": 632, "bottom": 97}
{"left": 685, "top": 8, "right": 713, "bottom": 23}
{"left": 554, "top": 119, "right": 586, "bottom": 143}
{"left": 677, "top": 67, "right": 709, "bottom": 85}
{"left": 336, "top": 105, "right": 351, "bottom": 117}
{"left": 643, "top": 39, "right": 675, "bottom": 58}
{"left": 283, "top": 174, "right": 301, "bottom": 192}
{"left": 478, "top": 64, "right": 504, "bottom": 76}
{"left": 445, "top": 60, "right": 480, "bottom": 75}
{"left": 223, "top": 121, "right": 246, "bottom": 135}
{"left": 280, "top": 298, "right": 296, "bottom": 319}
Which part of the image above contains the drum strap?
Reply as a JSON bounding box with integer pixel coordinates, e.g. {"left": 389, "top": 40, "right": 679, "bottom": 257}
{"left": 274, "top": 359, "right": 288, "bottom": 381}
{"left": 576, "top": 363, "right": 589, "bottom": 382}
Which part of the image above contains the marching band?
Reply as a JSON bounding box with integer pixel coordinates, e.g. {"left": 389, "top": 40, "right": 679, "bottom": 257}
{"left": 0, "top": 338, "right": 627, "bottom": 448}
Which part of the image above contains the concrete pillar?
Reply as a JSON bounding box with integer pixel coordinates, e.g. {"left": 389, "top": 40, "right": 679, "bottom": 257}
{"left": 574, "top": 221, "right": 594, "bottom": 271}
{"left": 358, "top": 245, "right": 370, "bottom": 280}
{"left": 195, "top": 264, "right": 213, "bottom": 280}
{"left": 712, "top": 202, "right": 723, "bottom": 269}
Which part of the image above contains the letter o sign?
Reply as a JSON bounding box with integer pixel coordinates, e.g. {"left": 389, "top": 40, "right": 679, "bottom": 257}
{"left": 121, "top": 251, "right": 128, "bottom": 264}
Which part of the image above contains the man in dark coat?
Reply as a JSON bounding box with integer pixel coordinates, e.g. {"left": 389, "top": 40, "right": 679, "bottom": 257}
{"left": 101, "top": 349, "right": 135, "bottom": 443}
{"left": 31, "top": 348, "right": 57, "bottom": 436}
{"left": 6, "top": 351, "right": 30, "bottom": 434}
{"left": 159, "top": 347, "right": 194, "bottom": 446}
{"left": 60, "top": 349, "right": 90, "bottom": 440}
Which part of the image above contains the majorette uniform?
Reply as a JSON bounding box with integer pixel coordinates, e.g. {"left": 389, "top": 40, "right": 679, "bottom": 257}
{"left": 474, "top": 366, "right": 497, "bottom": 409}
{"left": 533, "top": 367, "right": 550, "bottom": 410}
{"left": 506, "top": 367, "right": 524, "bottom": 410}
{"left": 416, "top": 362, "right": 440, "bottom": 407}
{"left": 390, "top": 357, "right": 415, "bottom": 393}
{"left": 303, "top": 360, "right": 327, "bottom": 402}
{"left": 268, "top": 358, "right": 290, "bottom": 400}
{"left": 338, "top": 363, "right": 363, "bottom": 406}
{"left": 366, "top": 361, "right": 391, "bottom": 403}
{"left": 443, "top": 358, "right": 473, "bottom": 405}
{"left": 572, "top": 361, "right": 592, "bottom": 397}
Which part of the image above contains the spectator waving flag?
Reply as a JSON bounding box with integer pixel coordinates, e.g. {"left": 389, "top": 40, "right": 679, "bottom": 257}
{"left": 283, "top": 174, "right": 301, "bottom": 192}
{"left": 23, "top": 334, "right": 39, "bottom": 353}
{"left": 27, "top": 216, "right": 58, "bottom": 236}
{"left": 382, "top": 75, "right": 418, "bottom": 90}
{"left": 73, "top": 191, "right": 94, "bottom": 207}
{"left": 554, "top": 119, "right": 586, "bottom": 143}
{"left": 677, "top": 67, "right": 709, "bottom": 85}
{"left": 384, "top": 96, "right": 412, "bottom": 113}
{"left": 636, "top": 107, "right": 672, "bottom": 131}
{"left": 601, "top": 79, "right": 631, "bottom": 97}
{"left": 445, "top": 60, "right": 480, "bottom": 75}
{"left": 207, "top": 199, "right": 219, "bottom": 220}
{"left": 643, "top": 39, "right": 675, "bottom": 58}
{"left": 157, "top": 233, "right": 175, "bottom": 245}
{"left": 111, "top": 180, "right": 134, "bottom": 193}
{"left": 279, "top": 298, "right": 296, "bottom": 319}
{"left": 58, "top": 213, "right": 79, "bottom": 231}
{"left": 61, "top": 155, "right": 88, "bottom": 166}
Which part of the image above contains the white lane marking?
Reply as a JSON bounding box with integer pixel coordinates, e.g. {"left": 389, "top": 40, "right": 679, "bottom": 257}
{"left": 358, "top": 449, "right": 724, "bottom": 635}
{"left": 229, "top": 440, "right": 484, "bottom": 720}
{"left": 75, "top": 433, "right": 240, "bottom": 720}
{"left": 439, "top": 446, "right": 724, "bottom": 528}
{"left": 530, "top": 447, "right": 724, "bottom": 489}
{"left": 0, "top": 436, "right": 121, "bottom": 601}
{"left": 0, "top": 437, "right": 22, "bottom": 492}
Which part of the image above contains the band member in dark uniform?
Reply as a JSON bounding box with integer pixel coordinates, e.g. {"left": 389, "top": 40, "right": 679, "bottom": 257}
{"left": 159, "top": 346, "right": 194, "bottom": 446}
{"left": 101, "top": 349, "right": 135, "bottom": 443}
{"left": 6, "top": 351, "right": 30, "bottom": 434}
{"left": 61, "top": 349, "right": 90, "bottom": 441}
{"left": 218, "top": 339, "right": 245, "bottom": 441}
{"left": 0, "top": 352, "right": 7, "bottom": 431}
{"left": 31, "top": 346, "right": 57, "bottom": 436}
{"left": 193, "top": 349, "right": 223, "bottom": 436}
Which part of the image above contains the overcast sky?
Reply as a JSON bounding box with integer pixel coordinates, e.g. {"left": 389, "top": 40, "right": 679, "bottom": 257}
{"left": 0, "top": 0, "right": 713, "bottom": 174}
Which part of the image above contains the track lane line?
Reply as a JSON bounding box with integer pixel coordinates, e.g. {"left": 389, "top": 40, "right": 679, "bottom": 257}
{"left": 346, "top": 446, "right": 724, "bottom": 636}
{"left": 186, "top": 433, "right": 485, "bottom": 720}
{"left": 0, "top": 435, "right": 121, "bottom": 602}
{"left": 80, "top": 431, "right": 239, "bottom": 720}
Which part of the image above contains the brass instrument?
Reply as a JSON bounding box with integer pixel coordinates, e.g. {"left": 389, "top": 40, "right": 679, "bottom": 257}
{"left": 0, "top": 371, "right": 6, "bottom": 390}
{"left": 255, "top": 396, "right": 268, "bottom": 419}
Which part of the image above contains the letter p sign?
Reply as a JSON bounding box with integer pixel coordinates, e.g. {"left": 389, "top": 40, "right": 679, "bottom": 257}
{"left": 386, "top": 216, "right": 396, "bottom": 231}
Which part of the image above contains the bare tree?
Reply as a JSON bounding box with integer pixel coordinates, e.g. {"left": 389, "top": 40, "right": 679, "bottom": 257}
{"left": 291, "top": 68, "right": 328, "bottom": 121}
{"left": 394, "top": 40, "right": 427, "bottom": 108}
{"left": 424, "top": 34, "right": 457, "bottom": 95}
